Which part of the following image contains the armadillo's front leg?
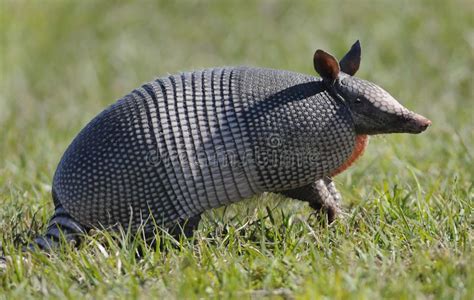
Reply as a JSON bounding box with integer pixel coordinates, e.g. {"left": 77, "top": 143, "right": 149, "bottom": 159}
{"left": 279, "top": 177, "right": 341, "bottom": 223}
{"left": 324, "top": 177, "right": 342, "bottom": 204}
{"left": 309, "top": 178, "right": 342, "bottom": 222}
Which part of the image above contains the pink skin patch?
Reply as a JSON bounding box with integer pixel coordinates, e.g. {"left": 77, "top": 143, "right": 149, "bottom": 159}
{"left": 330, "top": 135, "right": 369, "bottom": 176}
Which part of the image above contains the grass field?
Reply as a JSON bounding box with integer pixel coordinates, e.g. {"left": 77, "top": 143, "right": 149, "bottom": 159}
{"left": 0, "top": 0, "right": 472, "bottom": 299}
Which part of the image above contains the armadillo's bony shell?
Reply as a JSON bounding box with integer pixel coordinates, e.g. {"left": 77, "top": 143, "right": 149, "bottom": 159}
{"left": 52, "top": 67, "right": 355, "bottom": 231}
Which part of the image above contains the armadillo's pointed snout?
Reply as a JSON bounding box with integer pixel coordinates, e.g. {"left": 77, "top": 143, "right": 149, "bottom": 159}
{"left": 408, "top": 113, "right": 432, "bottom": 133}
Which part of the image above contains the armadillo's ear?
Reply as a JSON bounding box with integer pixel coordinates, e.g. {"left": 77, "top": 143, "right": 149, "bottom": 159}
{"left": 339, "top": 40, "right": 361, "bottom": 76}
{"left": 313, "top": 50, "right": 340, "bottom": 82}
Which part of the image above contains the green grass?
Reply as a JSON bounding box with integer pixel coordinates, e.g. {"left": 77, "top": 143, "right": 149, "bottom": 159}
{"left": 0, "top": 0, "right": 472, "bottom": 299}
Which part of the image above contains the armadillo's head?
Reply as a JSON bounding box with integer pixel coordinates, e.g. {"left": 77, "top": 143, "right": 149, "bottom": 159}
{"left": 313, "top": 41, "right": 431, "bottom": 135}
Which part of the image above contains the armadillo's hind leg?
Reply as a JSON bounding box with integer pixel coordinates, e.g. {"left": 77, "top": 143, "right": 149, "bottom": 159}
{"left": 279, "top": 177, "right": 341, "bottom": 223}
{"left": 168, "top": 214, "right": 202, "bottom": 239}
{"left": 31, "top": 205, "right": 88, "bottom": 251}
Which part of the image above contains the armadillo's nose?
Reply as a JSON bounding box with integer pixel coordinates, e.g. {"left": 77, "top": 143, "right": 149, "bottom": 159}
{"left": 410, "top": 113, "right": 432, "bottom": 133}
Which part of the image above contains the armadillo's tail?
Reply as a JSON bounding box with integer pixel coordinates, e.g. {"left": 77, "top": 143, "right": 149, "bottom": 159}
{"left": 28, "top": 189, "right": 88, "bottom": 251}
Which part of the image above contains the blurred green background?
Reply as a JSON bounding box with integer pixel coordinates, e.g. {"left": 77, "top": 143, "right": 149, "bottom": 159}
{"left": 1, "top": 0, "right": 472, "bottom": 299}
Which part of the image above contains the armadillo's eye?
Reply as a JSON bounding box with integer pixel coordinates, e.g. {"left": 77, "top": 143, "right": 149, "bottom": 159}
{"left": 355, "top": 98, "right": 362, "bottom": 104}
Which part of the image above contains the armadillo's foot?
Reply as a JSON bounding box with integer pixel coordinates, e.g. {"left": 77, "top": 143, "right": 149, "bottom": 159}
{"left": 168, "top": 214, "right": 202, "bottom": 239}
{"left": 27, "top": 205, "right": 87, "bottom": 252}
{"left": 279, "top": 176, "right": 342, "bottom": 223}
{"left": 311, "top": 178, "right": 341, "bottom": 223}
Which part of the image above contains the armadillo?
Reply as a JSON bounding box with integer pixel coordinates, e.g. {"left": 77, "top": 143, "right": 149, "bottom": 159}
{"left": 33, "top": 41, "right": 431, "bottom": 249}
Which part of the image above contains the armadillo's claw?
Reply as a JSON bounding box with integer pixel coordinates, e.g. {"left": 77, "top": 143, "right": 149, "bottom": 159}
{"left": 0, "top": 256, "right": 7, "bottom": 272}
{"left": 308, "top": 196, "right": 341, "bottom": 224}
